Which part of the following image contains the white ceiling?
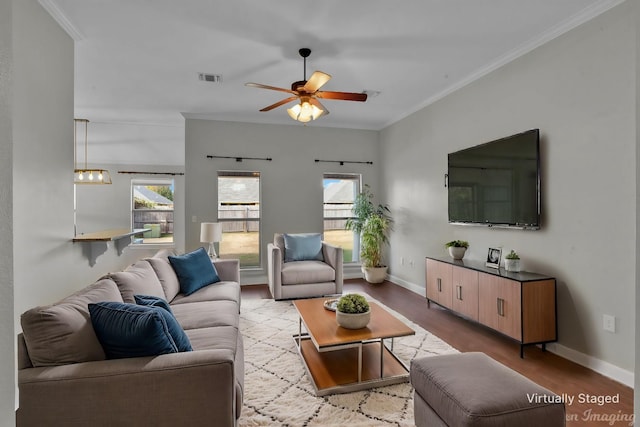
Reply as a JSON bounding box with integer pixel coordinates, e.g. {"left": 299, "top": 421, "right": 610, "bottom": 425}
{"left": 42, "top": 0, "right": 621, "bottom": 164}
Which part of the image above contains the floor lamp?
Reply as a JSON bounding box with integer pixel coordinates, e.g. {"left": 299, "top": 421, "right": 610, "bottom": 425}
{"left": 200, "top": 222, "right": 222, "bottom": 259}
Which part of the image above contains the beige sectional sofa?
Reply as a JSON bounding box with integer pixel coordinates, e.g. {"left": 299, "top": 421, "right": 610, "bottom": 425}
{"left": 17, "top": 249, "right": 244, "bottom": 427}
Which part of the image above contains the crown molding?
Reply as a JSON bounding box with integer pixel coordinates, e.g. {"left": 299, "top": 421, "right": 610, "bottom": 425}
{"left": 38, "top": 0, "right": 84, "bottom": 41}
{"left": 380, "top": 0, "right": 627, "bottom": 130}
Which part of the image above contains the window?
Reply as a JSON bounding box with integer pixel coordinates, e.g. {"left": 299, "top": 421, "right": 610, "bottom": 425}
{"left": 131, "top": 179, "right": 174, "bottom": 244}
{"left": 323, "top": 173, "right": 360, "bottom": 263}
{"left": 217, "top": 171, "right": 261, "bottom": 268}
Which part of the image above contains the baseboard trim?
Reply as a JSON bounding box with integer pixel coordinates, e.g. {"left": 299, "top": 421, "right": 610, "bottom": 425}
{"left": 386, "top": 274, "right": 634, "bottom": 389}
{"left": 544, "top": 343, "right": 634, "bottom": 388}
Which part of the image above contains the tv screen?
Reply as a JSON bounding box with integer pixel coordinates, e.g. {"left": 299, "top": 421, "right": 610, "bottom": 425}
{"left": 447, "top": 129, "right": 540, "bottom": 229}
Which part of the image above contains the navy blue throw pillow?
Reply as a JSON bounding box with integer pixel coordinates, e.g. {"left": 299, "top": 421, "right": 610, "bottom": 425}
{"left": 134, "top": 294, "right": 173, "bottom": 314}
{"left": 168, "top": 247, "right": 221, "bottom": 296}
{"left": 89, "top": 302, "right": 192, "bottom": 359}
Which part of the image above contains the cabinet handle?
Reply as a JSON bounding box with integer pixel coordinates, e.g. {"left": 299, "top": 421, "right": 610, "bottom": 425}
{"left": 496, "top": 298, "right": 505, "bottom": 317}
{"left": 456, "top": 285, "right": 462, "bottom": 300}
{"left": 437, "top": 278, "right": 442, "bottom": 292}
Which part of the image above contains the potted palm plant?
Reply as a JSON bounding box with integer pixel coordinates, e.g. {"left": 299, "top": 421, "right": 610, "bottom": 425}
{"left": 336, "top": 294, "right": 371, "bottom": 329}
{"left": 345, "top": 185, "right": 393, "bottom": 283}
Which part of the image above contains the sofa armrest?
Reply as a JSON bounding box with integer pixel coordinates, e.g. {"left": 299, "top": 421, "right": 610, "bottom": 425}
{"left": 213, "top": 258, "right": 240, "bottom": 283}
{"left": 18, "top": 350, "right": 238, "bottom": 426}
{"left": 323, "top": 242, "right": 344, "bottom": 293}
{"left": 267, "top": 243, "right": 282, "bottom": 300}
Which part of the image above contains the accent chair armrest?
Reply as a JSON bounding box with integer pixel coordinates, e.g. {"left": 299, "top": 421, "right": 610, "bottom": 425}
{"left": 267, "top": 243, "right": 283, "bottom": 300}
{"left": 322, "top": 242, "right": 344, "bottom": 293}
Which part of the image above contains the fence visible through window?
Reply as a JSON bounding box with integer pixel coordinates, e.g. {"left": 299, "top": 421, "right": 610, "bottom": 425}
{"left": 131, "top": 179, "right": 174, "bottom": 244}
{"left": 323, "top": 173, "right": 360, "bottom": 263}
{"left": 217, "top": 172, "right": 260, "bottom": 268}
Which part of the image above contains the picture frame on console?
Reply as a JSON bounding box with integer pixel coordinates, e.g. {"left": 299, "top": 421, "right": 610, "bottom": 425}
{"left": 486, "top": 247, "right": 501, "bottom": 269}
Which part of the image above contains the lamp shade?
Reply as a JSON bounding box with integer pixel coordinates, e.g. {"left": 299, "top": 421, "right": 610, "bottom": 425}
{"left": 200, "top": 222, "right": 222, "bottom": 243}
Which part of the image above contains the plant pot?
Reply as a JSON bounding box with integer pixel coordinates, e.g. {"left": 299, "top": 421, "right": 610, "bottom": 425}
{"left": 361, "top": 266, "right": 387, "bottom": 283}
{"left": 336, "top": 309, "right": 371, "bottom": 329}
{"left": 504, "top": 259, "right": 521, "bottom": 272}
{"left": 448, "top": 247, "right": 467, "bottom": 260}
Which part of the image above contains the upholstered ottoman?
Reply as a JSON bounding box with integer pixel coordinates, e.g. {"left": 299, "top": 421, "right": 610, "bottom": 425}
{"left": 410, "top": 352, "right": 565, "bottom": 427}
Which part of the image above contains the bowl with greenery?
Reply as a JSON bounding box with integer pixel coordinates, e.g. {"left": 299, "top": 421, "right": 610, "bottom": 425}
{"left": 336, "top": 294, "right": 371, "bottom": 329}
{"left": 504, "top": 250, "right": 521, "bottom": 272}
{"left": 445, "top": 240, "right": 469, "bottom": 260}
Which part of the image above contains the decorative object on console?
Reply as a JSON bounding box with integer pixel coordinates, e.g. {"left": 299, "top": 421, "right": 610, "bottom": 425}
{"left": 335, "top": 293, "right": 371, "bottom": 329}
{"left": 445, "top": 240, "right": 468, "bottom": 260}
{"left": 345, "top": 184, "right": 393, "bottom": 283}
{"left": 200, "top": 222, "right": 223, "bottom": 258}
{"left": 73, "top": 118, "right": 112, "bottom": 184}
{"left": 504, "top": 250, "right": 521, "bottom": 272}
{"left": 486, "top": 247, "right": 502, "bottom": 269}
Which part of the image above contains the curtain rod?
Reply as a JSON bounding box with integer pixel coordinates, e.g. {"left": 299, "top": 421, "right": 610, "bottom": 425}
{"left": 118, "top": 171, "right": 185, "bottom": 176}
{"left": 314, "top": 159, "right": 373, "bottom": 166}
{"left": 207, "top": 155, "right": 272, "bottom": 162}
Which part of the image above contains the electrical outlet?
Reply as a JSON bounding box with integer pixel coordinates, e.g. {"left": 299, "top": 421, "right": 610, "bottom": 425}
{"left": 603, "top": 314, "right": 616, "bottom": 333}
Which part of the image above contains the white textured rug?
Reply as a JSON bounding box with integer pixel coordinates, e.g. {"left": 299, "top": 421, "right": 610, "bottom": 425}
{"left": 238, "top": 296, "right": 458, "bottom": 426}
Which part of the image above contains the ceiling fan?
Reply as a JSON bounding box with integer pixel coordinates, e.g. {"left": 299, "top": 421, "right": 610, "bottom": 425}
{"left": 245, "top": 48, "right": 367, "bottom": 123}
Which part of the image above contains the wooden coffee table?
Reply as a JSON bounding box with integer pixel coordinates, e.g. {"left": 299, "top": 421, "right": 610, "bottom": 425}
{"left": 293, "top": 297, "right": 415, "bottom": 396}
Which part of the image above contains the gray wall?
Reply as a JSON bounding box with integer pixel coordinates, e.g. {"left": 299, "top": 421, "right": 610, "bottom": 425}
{"left": 184, "top": 119, "right": 379, "bottom": 283}
{"left": 381, "top": 1, "right": 635, "bottom": 381}
{"left": 9, "top": 2, "right": 170, "bottom": 420}
{"left": 0, "top": 0, "right": 14, "bottom": 423}
{"left": 635, "top": 0, "right": 639, "bottom": 421}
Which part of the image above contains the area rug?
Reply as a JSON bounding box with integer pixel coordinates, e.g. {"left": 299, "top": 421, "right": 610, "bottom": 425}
{"left": 238, "top": 296, "right": 458, "bottom": 426}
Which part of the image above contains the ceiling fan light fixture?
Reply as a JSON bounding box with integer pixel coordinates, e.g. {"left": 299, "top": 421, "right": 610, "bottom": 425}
{"left": 287, "top": 98, "right": 325, "bottom": 123}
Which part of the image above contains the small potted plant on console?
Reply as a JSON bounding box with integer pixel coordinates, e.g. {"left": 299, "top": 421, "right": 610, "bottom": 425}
{"left": 336, "top": 294, "right": 371, "bottom": 329}
{"left": 445, "top": 240, "right": 469, "bottom": 260}
{"left": 504, "top": 250, "right": 521, "bottom": 272}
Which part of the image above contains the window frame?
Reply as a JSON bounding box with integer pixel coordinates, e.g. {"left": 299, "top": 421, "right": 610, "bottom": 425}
{"left": 217, "top": 171, "right": 261, "bottom": 269}
{"left": 130, "top": 178, "right": 175, "bottom": 246}
{"left": 323, "top": 173, "right": 361, "bottom": 264}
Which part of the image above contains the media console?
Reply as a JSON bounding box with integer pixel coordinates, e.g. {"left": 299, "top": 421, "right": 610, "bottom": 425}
{"left": 425, "top": 257, "right": 557, "bottom": 357}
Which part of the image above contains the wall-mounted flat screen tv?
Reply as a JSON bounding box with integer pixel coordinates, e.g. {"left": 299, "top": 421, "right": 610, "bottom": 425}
{"left": 447, "top": 129, "right": 540, "bottom": 229}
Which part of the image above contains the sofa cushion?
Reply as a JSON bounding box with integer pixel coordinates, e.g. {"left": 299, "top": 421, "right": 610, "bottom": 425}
{"left": 110, "top": 260, "right": 166, "bottom": 303}
{"left": 172, "top": 300, "right": 240, "bottom": 330}
{"left": 170, "top": 281, "right": 240, "bottom": 306}
{"left": 89, "top": 302, "right": 192, "bottom": 359}
{"left": 20, "top": 278, "right": 123, "bottom": 367}
{"left": 134, "top": 294, "right": 172, "bottom": 314}
{"left": 147, "top": 255, "right": 181, "bottom": 302}
{"left": 281, "top": 260, "right": 336, "bottom": 285}
{"left": 283, "top": 233, "right": 324, "bottom": 262}
{"left": 169, "top": 247, "right": 221, "bottom": 296}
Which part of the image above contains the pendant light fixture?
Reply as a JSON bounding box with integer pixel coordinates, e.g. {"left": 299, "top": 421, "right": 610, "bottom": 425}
{"left": 74, "top": 118, "right": 111, "bottom": 184}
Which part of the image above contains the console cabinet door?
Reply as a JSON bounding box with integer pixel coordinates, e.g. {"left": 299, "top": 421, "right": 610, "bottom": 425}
{"left": 478, "top": 273, "right": 521, "bottom": 340}
{"left": 426, "top": 259, "right": 453, "bottom": 309}
{"left": 451, "top": 266, "right": 479, "bottom": 321}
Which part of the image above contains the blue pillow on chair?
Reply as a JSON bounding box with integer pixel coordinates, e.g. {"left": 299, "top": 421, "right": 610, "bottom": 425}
{"left": 168, "top": 247, "right": 220, "bottom": 296}
{"left": 283, "top": 233, "right": 324, "bottom": 262}
{"left": 89, "top": 302, "right": 192, "bottom": 359}
{"left": 134, "top": 294, "right": 173, "bottom": 314}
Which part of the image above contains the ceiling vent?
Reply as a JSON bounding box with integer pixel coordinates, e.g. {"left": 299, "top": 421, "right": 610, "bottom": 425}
{"left": 198, "top": 73, "right": 222, "bottom": 83}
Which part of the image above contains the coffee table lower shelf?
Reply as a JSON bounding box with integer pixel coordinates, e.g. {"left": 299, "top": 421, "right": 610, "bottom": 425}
{"left": 294, "top": 334, "right": 410, "bottom": 396}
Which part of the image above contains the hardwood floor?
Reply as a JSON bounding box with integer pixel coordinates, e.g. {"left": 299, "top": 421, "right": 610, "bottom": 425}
{"left": 241, "top": 279, "right": 634, "bottom": 426}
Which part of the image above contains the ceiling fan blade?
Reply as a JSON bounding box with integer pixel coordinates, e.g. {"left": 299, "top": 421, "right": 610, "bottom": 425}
{"left": 303, "top": 71, "right": 331, "bottom": 92}
{"left": 259, "top": 96, "right": 299, "bottom": 112}
{"left": 246, "top": 82, "right": 297, "bottom": 95}
{"left": 316, "top": 91, "right": 368, "bottom": 102}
